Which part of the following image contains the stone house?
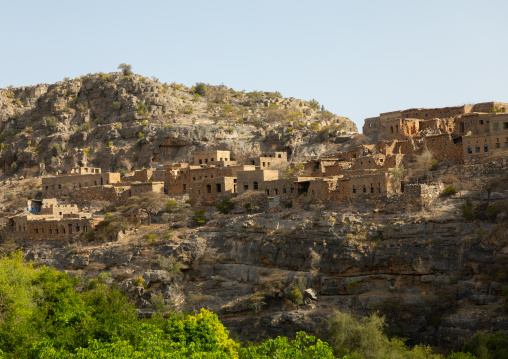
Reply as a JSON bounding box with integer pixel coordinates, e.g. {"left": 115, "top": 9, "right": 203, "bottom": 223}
{"left": 252, "top": 151, "right": 288, "bottom": 170}
{"left": 237, "top": 170, "right": 279, "bottom": 194}
{"left": 463, "top": 113, "right": 508, "bottom": 163}
{"left": 189, "top": 176, "right": 236, "bottom": 205}
{"left": 193, "top": 150, "right": 236, "bottom": 167}
{"left": 42, "top": 166, "right": 121, "bottom": 197}
{"left": 9, "top": 199, "right": 96, "bottom": 241}
{"left": 166, "top": 164, "right": 255, "bottom": 196}
{"left": 129, "top": 182, "right": 164, "bottom": 197}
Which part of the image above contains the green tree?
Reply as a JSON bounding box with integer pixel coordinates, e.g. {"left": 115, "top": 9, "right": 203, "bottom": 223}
{"left": 118, "top": 63, "right": 133, "bottom": 76}
{"left": 165, "top": 199, "right": 179, "bottom": 213}
{"left": 45, "top": 116, "right": 58, "bottom": 132}
{"left": 123, "top": 192, "right": 168, "bottom": 225}
{"left": 194, "top": 82, "right": 207, "bottom": 96}
{"left": 216, "top": 196, "right": 234, "bottom": 214}
{"left": 462, "top": 198, "right": 477, "bottom": 221}
{"left": 191, "top": 208, "right": 209, "bottom": 226}
{"left": 463, "top": 331, "right": 508, "bottom": 359}
{"left": 328, "top": 310, "right": 443, "bottom": 359}
{"left": 239, "top": 331, "right": 335, "bottom": 359}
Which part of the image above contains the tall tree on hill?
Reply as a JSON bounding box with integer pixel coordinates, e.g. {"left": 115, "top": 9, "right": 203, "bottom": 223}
{"left": 484, "top": 175, "right": 508, "bottom": 204}
{"left": 123, "top": 192, "right": 167, "bottom": 225}
{"left": 118, "top": 63, "right": 133, "bottom": 76}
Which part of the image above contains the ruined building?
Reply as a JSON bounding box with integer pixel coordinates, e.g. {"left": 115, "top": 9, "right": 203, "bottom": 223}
{"left": 42, "top": 166, "right": 121, "bottom": 197}
{"left": 8, "top": 199, "right": 96, "bottom": 241}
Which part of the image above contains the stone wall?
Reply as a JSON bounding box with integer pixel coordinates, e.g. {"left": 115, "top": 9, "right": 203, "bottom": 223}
{"left": 9, "top": 216, "right": 96, "bottom": 241}
{"left": 69, "top": 185, "right": 121, "bottom": 204}
{"left": 189, "top": 176, "right": 236, "bottom": 205}
{"left": 424, "top": 134, "right": 463, "bottom": 163}
{"left": 471, "top": 101, "right": 508, "bottom": 113}
{"left": 130, "top": 182, "right": 164, "bottom": 197}
{"left": 403, "top": 183, "right": 444, "bottom": 207}
{"left": 193, "top": 150, "right": 232, "bottom": 165}
{"left": 42, "top": 172, "right": 121, "bottom": 197}
{"left": 399, "top": 105, "right": 471, "bottom": 120}
{"left": 237, "top": 170, "right": 279, "bottom": 194}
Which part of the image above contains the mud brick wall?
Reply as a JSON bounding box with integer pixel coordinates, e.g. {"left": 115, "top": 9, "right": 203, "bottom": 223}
{"left": 69, "top": 185, "right": 120, "bottom": 204}
{"left": 472, "top": 102, "right": 508, "bottom": 113}
{"left": 9, "top": 217, "right": 95, "bottom": 241}
{"left": 425, "top": 135, "right": 463, "bottom": 164}
{"left": 189, "top": 177, "right": 235, "bottom": 206}
{"left": 400, "top": 105, "right": 470, "bottom": 120}
{"left": 403, "top": 183, "right": 444, "bottom": 207}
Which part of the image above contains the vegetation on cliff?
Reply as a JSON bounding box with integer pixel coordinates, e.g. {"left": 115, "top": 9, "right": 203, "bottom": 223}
{"left": 0, "top": 251, "right": 493, "bottom": 358}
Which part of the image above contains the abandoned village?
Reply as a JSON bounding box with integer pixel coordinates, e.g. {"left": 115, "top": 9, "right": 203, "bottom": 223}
{"left": 4, "top": 100, "right": 508, "bottom": 241}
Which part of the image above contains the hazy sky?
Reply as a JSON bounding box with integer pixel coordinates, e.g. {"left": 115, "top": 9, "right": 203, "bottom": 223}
{"left": 2, "top": 0, "right": 507, "bottom": 131}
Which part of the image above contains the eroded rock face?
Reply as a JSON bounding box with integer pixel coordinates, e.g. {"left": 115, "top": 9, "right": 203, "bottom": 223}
{"left": 19, "top": 206, "right": 507, "bottom": 350}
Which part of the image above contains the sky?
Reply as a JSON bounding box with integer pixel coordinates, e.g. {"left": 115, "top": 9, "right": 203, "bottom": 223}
{"left": 2, "top": 0, "right": 507, "bottom": 132}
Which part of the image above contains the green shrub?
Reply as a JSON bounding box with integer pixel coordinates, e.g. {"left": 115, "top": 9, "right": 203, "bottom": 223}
{"left": 328, "top": 311, "right": 444, "bottom": 359}
{"left": 462, "top": 198, "right": 477, "bottom": 221}
{"left": 111, "top": 101, "right": 121, "bottom": 110}
{"left": 158, "top": 255, "right": 182, "bottom": 279}
{"left": 137, "top": 101, "right": 149, "bottom": 115}
{"left": 145, "top": 233, "right": 157, "bottom": 245}
{"left": 165, "top": 199, "right": 179, "bottom": 212}
{"left": 486, "top": 200, "right": 508, "bottom": 221}
{"left": 181, "top": 104, "right": 194, "bottom": 114}
{"left": 45, "top": 116, "right": 58, "bottom": 131}
{"left": 191, "top": 209, "right": 209, "bottom": 226}
{"left": 430, "top": 159, "right": 439, "bottom": 171}
{"left": 289, "top": 286, "right": 303, "bottom": 306}
{"left": 309, "top": 98, "right": 319, "bottom": 110}
{"left": 135, "top": 275, "right": 144, "bottom": 287}
{"left": 284, "top": 201, "right": 293, "bottom": 208}
{"left": 444, "top": 185, "right": 458, "bottom": 196}
{"left": 76, "top": 122, "right": 91, "bottom": 133}
{"left": 51, "top": 144, "right": 62, "bottom": 156}
{"left": 216, "top": 196, "right": 234, "bottom": 214}
{"left": 194, "top": 82, "right": 207, "bottom": 96}
{"left": 266, "top": 91, "right": 282, "bottom": 99}
{"left": 85, "top": 231, "right": 96, "bottom": 241}
{"left": 247, "top": 91, "right": 262, "bottom": 98}
{"left": 223, "top": 104, "right": 233, "bottom": 113}
{"left": 463, "top": 330, "right": 508, "bottom": 359}
{"left": 346, "top": 280, "right": 359, "bottom": 294}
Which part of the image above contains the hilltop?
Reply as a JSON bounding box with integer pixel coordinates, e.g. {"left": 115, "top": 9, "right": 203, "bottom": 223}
{"left": 0, "top": 72, "right": 356, "bottom": 177}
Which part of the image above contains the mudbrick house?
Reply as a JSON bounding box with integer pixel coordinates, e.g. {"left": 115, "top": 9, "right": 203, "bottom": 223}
{"left": 8, "top": 199, "right": 97, "bottom": 241}
{"left": 42, "top": 166, "right": 121, "bottom": 197}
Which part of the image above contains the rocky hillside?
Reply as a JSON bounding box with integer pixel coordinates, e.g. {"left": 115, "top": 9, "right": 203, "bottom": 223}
{"left": 16, "top": 184, "right": 508, "bottom": 351}
{"left": 0, "top": 72, "right": 357, "bottom": 176}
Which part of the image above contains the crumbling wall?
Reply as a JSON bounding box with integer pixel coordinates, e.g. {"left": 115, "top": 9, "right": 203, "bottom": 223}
{"left": 189, "top": 177, "right": 235, "bottom": 205}
{"left": 403, "top": 183, "right": 444, "bottom": 207}
{"left": 42, "top": 172, "right": 121, "bottom": 197}
{"left": 69, "top": 185, "right": 121, "bottom": 204}
{"left": 425, "top": 134, "right": 463, "bottom": 163}
{"left": 9, "top": 216, "right": 95, "bottom": 241}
